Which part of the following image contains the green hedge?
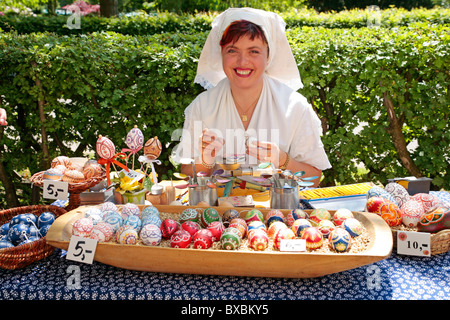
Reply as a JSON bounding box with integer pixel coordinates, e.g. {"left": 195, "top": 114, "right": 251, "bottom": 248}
{"left": 0, "top": 22, "right": 449, "bottom": 208}
{"left": 1, "top": 7, "right": 450, "bottom": 35}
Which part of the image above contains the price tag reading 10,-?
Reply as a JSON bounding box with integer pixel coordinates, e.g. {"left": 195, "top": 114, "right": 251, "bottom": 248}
{"left": 66, "top": 236, "right": 98, "bottom": 264}
{"left": 397, "top": 231, "right": 431, "bottom": 257}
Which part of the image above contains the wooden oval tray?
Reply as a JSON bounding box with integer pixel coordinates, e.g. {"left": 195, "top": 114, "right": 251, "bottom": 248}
{"left": 46, "top": 205, "right": 393, "bottom": 278}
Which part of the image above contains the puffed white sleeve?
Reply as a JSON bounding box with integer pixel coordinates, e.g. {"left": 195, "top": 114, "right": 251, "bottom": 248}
{"left": 288, "top": 95, "right": 332, "bottom": 171}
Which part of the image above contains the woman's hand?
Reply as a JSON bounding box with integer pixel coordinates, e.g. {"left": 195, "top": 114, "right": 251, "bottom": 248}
{"left": 0, "top": 108, "right": 7, "bottom": 126}
{"left": 199, "top": 128, "right": 225, "bottom": 166}
{"left": 246, "top": 139, "right": 286, "bottom": 167}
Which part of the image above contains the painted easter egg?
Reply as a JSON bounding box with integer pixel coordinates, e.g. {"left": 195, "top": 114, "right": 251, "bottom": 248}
{"left": 192, "top": 229, "right": 213, "bottom": 249}
{"left": 291, "top": 219, "right": 312, "bottom": 237}
{"left": 220, "top": 229, "right": 241, "bottom": 250}
{"left": 123, "top": 215, "right": 142, "bottom": 232}
{"left": 170, "top": 230, "right": 192, "bottom": 248}
{"left": 222, "top": 209, "right": 240, "bottom": 227}
{"left": 0, "top": 241, "right": 14, "bottom": 249}
{"left": 411, "top": 193, "right": 443, "bottom": 213}
{"left": 286, "top": 209, "right": 308, "bottom": 227}
{"left": 121, "top": 203, "right": 141, "bottom": 220}
{"left": 82, "top": 162, "right": 103, "bottom": 180}
{"left": 366, "top": 197, "right": 402, "bottom": 227}
{"left": 384, "top": 182, "right": 410, "bottom": 207}
{"left": 329, "top": 228, "right": 352, "bottom": 252}
{"left": 333, "top": 208, "right": 354, "bottom": 226}
{"left": 43, "top": 168, "right": 63, "bottom": 181}
{"left": 200, "top": 207, "right": 220, "bottom": 227}
{"left": 417, "top": 206, "right": 450, "bottom": 233}
{"left": 160, "top": 218, "right": 179, "bottom": 239}
{"left": 51, "top": 156, "right": 72, "bottom": 169}
{"left": 367, "top": 186, "right": 397, "bottom": 205}
{"left": 249, "top": 229, "right": 270, "bottom": 251}
{"left": 265, "top": 209, "right": 285, "bottom": 226}
{"left": 206, "top": 221, "right": 225, "bottom": 242}
{"left": 10, "top": 213, "right": 37, "bottom": 228}
{"left": 62, "top": 169, "right": 85, "bottom": 183}
{"left": 243, "top": 209, "right": 264, "bottom": 224}
{"left": 179, "top": 208, "right": 199, "bottom": 224}
{"left": 309, "top": 208, "right": 331, "bottom": 226}
{"left": 142, "top": 214, "right": 162, "bottom": 228}
{"left": 89, "top": 222, "right": 114, "bottom": 242}
{"left": 36, "top": 212, "right": 55, "bottom": 229}
{"left": 144, "top": 136, "right": 162, "bottom": 160}
{"left": 274, "top": 227, "right": 295, "bottom": 250}
{"left": 39, "top": 225, "right": 51, "bottom": 237}
{"left": 100, "top": 201, "right": 118, "bottom": 213}
{"left": 301, "top": 227, "right": 323, "bottom": 250}
{"left": 141, "top": 206, "right": 160, "bottom": 220}
{"left": 318, "top": 219, "right": 335, "bottom": 238}
{"left": 400, "top": 199, "right": 425, "bottom": 227}
{"left": 103, "top": 212, "right": 123, "bottom": 233}
{"left": 247, "top": 220, "right": 266, "bottom": 233}
{"left": 96, "top": 135, "right": 116, "bottom": 160}
{"left": 267, "top": 221, "right": 287, "bottom": 239}
{"left": 7, "top": 224, "right": 31, "bottom": 245}
{"left": 117, "top": 226, "right": 138, "bottom": 245}
{"left": 343, "top": 218, "right": 363, "bottom": 237}
{"left": 229, "top": 221, "right": 247, "bottom": 239}
{"left": 72, "top": 217, "right": 93, "bottom": 238}
{"left": 125, "top": 126, "right": 144, "bottom": 152}
{"left": 140, "top": 224, "right": 162, "bottom": 246}
{"left": 181, "top": 221, "right": 201, "bottom": 239}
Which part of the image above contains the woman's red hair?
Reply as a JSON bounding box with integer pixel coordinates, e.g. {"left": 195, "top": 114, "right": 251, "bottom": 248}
{"left": 220, "top": 20, "right": 268, "bottom": 49}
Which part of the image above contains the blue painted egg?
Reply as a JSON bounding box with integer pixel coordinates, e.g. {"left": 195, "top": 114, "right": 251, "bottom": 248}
{"left": 29, "top": 225, "right": 40, "bottom": 238}
{"left": 0, "top": 240, "right": 14, "bottom": 249}
{"left": 343, "top": 218, "right": 363, "bottom": 237}
{"left": 37, "top": 212, "right": 56, "bottom": 229}
{"left": 141, "top": 206, "right": 160, "bottom": 220}
{"left": 8, "top": 223, "right": 31, "bottom": 245}
{"left": 142, "top": 214, "right": 162, "bottom": 228}
{"left": 39, "top": 224, "right": 52, "bottom": 237}
{"left": 124, "top": 215, "right": 142, "bottom": 232}
{"left": 103, "top": 213, "right": 123, "bottom": 233}
{"left": 0, "top": 223, "right": 10, "bottom": 236}
{"left": 140, "top": 224, "right": 162, "bottom": 246}
{"left": 329, "top": 228, "right": 352, "bottom": 252}
{"left": 10, "top": 213, "right": 37, "bottom": 228}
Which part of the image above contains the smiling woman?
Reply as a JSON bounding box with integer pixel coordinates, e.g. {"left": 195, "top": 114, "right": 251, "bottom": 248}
{"left": 172, "top": 8, "right": 331, "bottom": 186}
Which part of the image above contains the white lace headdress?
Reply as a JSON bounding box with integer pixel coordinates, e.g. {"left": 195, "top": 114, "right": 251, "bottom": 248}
{"left": 194, "top": 7, "right": 303, "bottom": 91}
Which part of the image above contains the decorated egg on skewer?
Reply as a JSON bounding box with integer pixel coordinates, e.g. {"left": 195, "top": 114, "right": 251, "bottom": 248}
{"left": 144, "top": 136, "right": 162, "bottom": 160}
{"left": 125, "top": 126, "right": 144, "bottom": 152}
{"left": 96, "top": 135, "right": 116, "bottom": 160}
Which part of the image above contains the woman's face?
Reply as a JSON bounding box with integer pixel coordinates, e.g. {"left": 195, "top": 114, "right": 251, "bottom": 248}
{"left": 221, "top": 34, "right": 269, "bottom": 92}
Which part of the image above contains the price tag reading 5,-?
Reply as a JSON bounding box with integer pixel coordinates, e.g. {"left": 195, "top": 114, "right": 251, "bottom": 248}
{"left": 397, "top": 230, "right": 431, "bottom": 257}
{"left": 43, "top": 180, "right": 69, "bottom": 201}
{"left": 66, "top": 236, "right": 98, "bottom": 264}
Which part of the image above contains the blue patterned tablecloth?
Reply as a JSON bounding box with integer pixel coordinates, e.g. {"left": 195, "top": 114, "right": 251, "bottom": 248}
{"left": 0, "top": 249, "right": 448, "bottom": 301}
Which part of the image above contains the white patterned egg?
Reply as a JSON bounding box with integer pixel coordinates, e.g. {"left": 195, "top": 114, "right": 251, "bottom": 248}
{"left": 121, "top": 203, "right": 141, "bottom": 220}
{"left": 411, "top": 193, "right": 443, "bottom": 213}
{"left": 385, "top": 182, "right": 410, "bottom": 207}
{"left": 140, "top": 224, "right": 162, "bottom": 246}
{"left": 89, "top": 222, "right": 114, "bottom": 242}
{"left": 400, "top": 199, "right": 425, "bottom": 227}
{"left": 125, "top": 126, "right": 144, "bottom": 151}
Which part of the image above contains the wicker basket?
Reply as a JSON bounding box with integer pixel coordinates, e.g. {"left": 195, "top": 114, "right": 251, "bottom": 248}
{"left": 31, "top": 171, "right": 105, "bottom": 211}
{"left": 0, "top": 205, "right": 67, "bottom": 270}
{"left": 392, "top": 228, "right": 450, "bottom": 255}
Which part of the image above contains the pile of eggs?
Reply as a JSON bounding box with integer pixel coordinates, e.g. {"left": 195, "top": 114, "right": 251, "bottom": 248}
{"left": 0, "top": 211, "right": 56, "bottom": 249}
{"left": 71, "top": 203, "right": 363, "bottom": 253}
{"left": 42, "top": 156, "right": 103, "bottom": 184}
{"left": 366, "top": 183, "right": 449, "bottom": 233}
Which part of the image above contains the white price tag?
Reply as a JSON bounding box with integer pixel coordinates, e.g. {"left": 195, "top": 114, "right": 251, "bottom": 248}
{"left": 121, "top": 169, "right": 145, "bottom": 184}
{"left": 279, "top": 239, "right": 306, "bottom": 252}
{"left": 66, "top": 236, "right": 98, "bottom": 264}
{"left": 43, "top": 180, "right": 69, "bottom": 200}
{"left": 397, "top": 231, "right": 431, "bottom": 257}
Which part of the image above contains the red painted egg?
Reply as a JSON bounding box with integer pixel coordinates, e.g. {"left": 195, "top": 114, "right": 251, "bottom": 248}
{"left": 170, "top": 230, "right": 191, "bottom": 248}
{"left": 207, "top": 221, "right": 225, "bottom": 242}
{"left": 181, "top": 221, "right": 201, "bottom": 239}
{"left": 274, "top": 227, "right": 296, "bottom": 250}
{"left": 301, "top": 227, "right": 324, "bottom": 250}
{"left": 96, "top": 135, "right": 115, "bottom": 160}
{"left": 160, "top": 218, "right": 179, "bottom": 239}
{"left": 267, "top": 221, "right": 287, "bottom": 239}
{"left": 333, "top": 208, "right": 353, "bottom": 226}
{"left": 192, "top": 229, "right": 213, "bottom": 249}
{"left": 366, "top": 196, "right": 402, "bottom": 227}
{"left": 249, "top": 229, "right": 269, "bottom": 251}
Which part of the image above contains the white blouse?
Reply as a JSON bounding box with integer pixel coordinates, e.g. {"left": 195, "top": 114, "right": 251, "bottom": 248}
{"left": 173, "top": 75, "right": 332, "bottom": 171}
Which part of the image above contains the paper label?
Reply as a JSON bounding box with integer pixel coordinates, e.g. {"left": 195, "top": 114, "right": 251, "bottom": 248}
{"left": 397, "top": 230, "right": 431, "bottom": 257}
{"left": 43, "top": 180, "right": 69, "bottom": 201}
{"left": 66, "top": 236, "right": 98, "bottom": 264}
{"left": 279, "top": 239, "right": 307, "bottom": 252}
